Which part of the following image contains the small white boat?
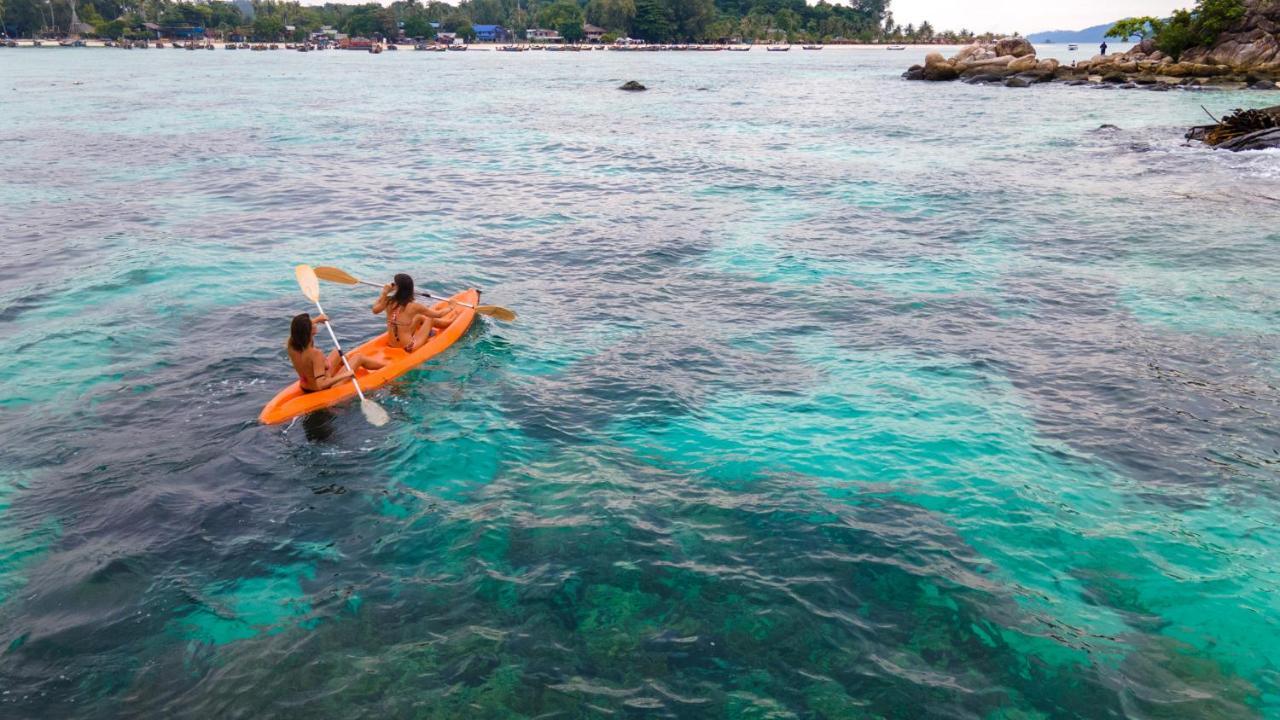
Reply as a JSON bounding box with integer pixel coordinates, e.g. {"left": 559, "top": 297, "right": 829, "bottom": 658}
{"left": 886, "top": 44, "right": 906, "bottom": 50}
{"left": 802, "top": 44, "right": 823, "bottom": 50}
{"left": 1068, "top": 43, "right": 1079, "bottom": 51}
{"left": 766, "top": 45, "right": 790, "bottom": 52}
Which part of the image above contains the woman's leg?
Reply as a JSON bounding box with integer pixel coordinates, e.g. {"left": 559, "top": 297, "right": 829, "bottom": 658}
{"left": 348, "top": 352, "right": 386, "bottom": 372}
{"left": 326, "top": 350, "right": 353, "bottom": 385}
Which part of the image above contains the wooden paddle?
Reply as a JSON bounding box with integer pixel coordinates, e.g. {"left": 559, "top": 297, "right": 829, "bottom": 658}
{"left": 295, "top": 264, "right": 390, "bottom": 427}
{"left": 314, "top": 266, "right": 517, "bottom": 322}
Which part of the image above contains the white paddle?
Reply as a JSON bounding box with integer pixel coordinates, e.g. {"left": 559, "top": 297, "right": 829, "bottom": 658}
{"left": 295, "top": 264, "right": 389, "bottom": 427}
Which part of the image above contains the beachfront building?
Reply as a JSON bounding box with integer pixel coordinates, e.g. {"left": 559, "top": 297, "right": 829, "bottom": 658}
{"left": 583, "top": 24, "right": 605, "bottom": 43}
{"left": 526, "top": 28, "right": 563, "bottom": 43}
{"left": 473, "top": 25, "right": 511, "bottom": 43}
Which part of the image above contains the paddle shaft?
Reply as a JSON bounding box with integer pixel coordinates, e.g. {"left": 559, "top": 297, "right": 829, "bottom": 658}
{"left": 311, "top": 299, "right": 367, "bottom": 402}
{"left": 361, "top": 279, "right": 477, "bottom": 309}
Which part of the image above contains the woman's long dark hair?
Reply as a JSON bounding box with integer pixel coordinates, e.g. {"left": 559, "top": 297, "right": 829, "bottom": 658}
{"left": 289, "top": 313, "right": 312, "bottom": 352}
{"left": 391, "top": 273, "right": 414, "bottom": 306}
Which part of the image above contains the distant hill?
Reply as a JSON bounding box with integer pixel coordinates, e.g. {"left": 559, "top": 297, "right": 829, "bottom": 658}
{"left": 1026, "top": 22, "right": 1132, "bottom": 44}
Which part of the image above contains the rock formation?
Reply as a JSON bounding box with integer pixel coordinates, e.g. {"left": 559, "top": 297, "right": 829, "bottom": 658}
{"left": 906, "top": 3, "right": 1280, "bottom": 90}
{"left": 1181, "top": 0, "right": 1280, "bottom": 70}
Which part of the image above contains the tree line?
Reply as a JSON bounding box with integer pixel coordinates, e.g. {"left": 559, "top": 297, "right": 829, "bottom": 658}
{"left": 1, "top": 0, "right": 980, "bottom": 44}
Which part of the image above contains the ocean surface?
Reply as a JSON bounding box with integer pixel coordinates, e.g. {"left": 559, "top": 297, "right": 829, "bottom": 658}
{"left": 0, "top": 45, "right": 1277, "bottom": 719}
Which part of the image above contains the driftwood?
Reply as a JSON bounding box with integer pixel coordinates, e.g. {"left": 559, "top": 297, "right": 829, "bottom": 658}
{"left": 1186, "top": 105, "right": 1280, "bottom": 147}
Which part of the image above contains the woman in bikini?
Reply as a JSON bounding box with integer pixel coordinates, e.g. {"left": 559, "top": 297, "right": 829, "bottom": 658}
{"left": 371, "top": 273, "right": 458, "bottom": 353}
{"left": 287, "top": 313, "right": 386, "bottom": 392}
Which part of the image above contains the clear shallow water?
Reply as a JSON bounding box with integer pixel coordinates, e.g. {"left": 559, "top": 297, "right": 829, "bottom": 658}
{"left": 0, "top": 46, "right": 1277, "bottom": 718}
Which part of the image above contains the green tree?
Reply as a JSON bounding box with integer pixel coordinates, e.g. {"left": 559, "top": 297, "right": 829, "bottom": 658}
{"left": 668, "top": 0, "right": 713, "bottom": 40}
{"left": 536, "top": 0, "right": 583, "bottom": 33}
{"left": 1106, "top": 16, "right": 1161, "bottom": 40}
{"left": 207, "top": 1, "right": 244, "bottom": 31}
{"left": 444, "top": 14, "right": 474, "bottom": 40}
{"left": 1131, "top": 0, "right": 1246, "bottom": 59}
{"left": 631, "top": 0, "right": 672, "bottom": 41}
{"left": 402, "top": 15, "right": 435, "bottom": 38}
{"left": 252, "top": 14, "right": 284, "bottom": 39}
{"left": 95, "top": 17, "right": 126, "bottom": 38}
{"left": 585, "top": 0, "right": 635, "bottom": 34}
{"left": 560, "top": 18, "right": 583, "bottom": 40}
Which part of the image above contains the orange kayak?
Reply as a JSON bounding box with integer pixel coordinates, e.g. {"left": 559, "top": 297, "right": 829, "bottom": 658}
{"left": 259, "top": 289, "right": 479, "bottom": 424}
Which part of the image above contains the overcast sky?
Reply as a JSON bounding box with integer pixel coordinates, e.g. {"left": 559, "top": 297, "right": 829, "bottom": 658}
{"left": 889, "top": 0, "right": 1187, "bottom": 35}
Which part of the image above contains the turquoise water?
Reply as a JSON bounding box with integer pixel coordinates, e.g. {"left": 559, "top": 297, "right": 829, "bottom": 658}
{"left": 0, "top": 46, "right": 1278, "bottom": 718}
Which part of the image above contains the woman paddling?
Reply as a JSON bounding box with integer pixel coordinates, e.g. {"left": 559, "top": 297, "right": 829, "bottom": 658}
{"left": 371, "top": 273, "right": 458, "bottom": 353}
{"left": 287, "top": 313, "right": 385, "bottom": 392}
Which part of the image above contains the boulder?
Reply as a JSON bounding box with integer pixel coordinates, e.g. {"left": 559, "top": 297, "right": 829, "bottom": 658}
{"left": 1036, "top": 58, "right": 1060, "bottom": 73}
{"left": 922, "top": 52, "right": 959, "bottom": 81}
{"left": 923, "top": 61, "right": 959, "bottom": 81}
{"left": 619, "top": 80, "right": 646, "bottom": 91}
{"left": 1132, "top": 75, "right": 1160, "bottom": 85}
{"left": 1133, "top": 38, "right": 1157, "bottom": 55}
{"left": 958, "top": 54, "right": 1017, "bottom": 74}
{"left": 903, "top": 65, "right": 925, "bottom": 80}
{"left": 953, "top": 44, "right": 997, "bottom": 64}
{"left": 1007, "top": 55, "right": 1039, "bottom": 73}
{"left": 1017, "top": 71, "right": 1056, "bottom": 83}
{"left": 1251, "top": 79, "right": 1278, "bottom": 89}
{"left": 1183, "top": 31, "right": 1280, "bottom": 71}
{"left": 1102, "top": 71, "right": 1128, "bottom": 83}
{"left": 1005, "top": 76, "right": 1031, "bottom": 88}
{"left": 994, "top": 37, "right": 1036, "bottom": 58}
{"left": 962, "top": 73, "right": 1005, "bottom": 84}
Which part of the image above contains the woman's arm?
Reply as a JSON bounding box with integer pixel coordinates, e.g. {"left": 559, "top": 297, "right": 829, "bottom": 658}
{"left": 371, "top": 283, "right": 394, "bottom": 314}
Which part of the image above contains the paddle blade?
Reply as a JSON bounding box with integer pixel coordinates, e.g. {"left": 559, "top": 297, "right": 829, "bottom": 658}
{"left": 476, "top": 305, "right": 517, "bottom": 322}
{"left": 315, "top": 266, "right": 361, "bottom": 285}
{"left": 295, "top": 264, "right": 320, "bottom": 304}
{"left": 361, "top": 397, "right": 390, "bottom": 427}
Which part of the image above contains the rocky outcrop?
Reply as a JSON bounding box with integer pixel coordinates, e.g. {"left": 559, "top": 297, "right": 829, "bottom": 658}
{"left": 619, "top": 80, "right": 646, "bottom": 91}
{"left": 922, "top": 52, "right": 959, "bottom": 81}
{"left": 906, "top": 6, "right": 1280, "bottom": 89}
{"left": 1181, "top": 0, "right": 1280, "bottom": 71}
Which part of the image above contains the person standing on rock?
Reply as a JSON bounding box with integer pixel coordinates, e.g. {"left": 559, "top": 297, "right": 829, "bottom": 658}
{"left": 1099, "top": 40, "right": 1108, "bottom": 56}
